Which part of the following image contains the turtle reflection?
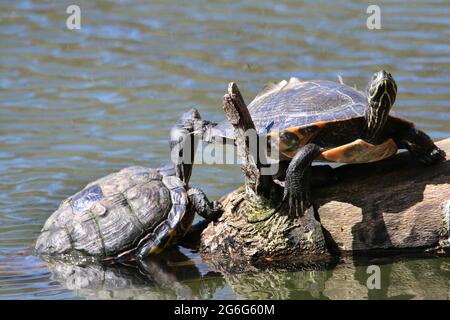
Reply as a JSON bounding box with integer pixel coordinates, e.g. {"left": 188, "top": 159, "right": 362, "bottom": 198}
{"left": 42, "top": 248, "right": 225, "bottom": 300}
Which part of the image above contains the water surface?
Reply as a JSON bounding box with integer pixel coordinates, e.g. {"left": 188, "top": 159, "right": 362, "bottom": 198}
{"left": 1, "top": 0, "right": 449, "bottom": 299}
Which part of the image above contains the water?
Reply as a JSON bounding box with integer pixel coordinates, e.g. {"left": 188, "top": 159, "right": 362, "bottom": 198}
{"left": 1, "top": 0, "right": 449, "bottom": 299}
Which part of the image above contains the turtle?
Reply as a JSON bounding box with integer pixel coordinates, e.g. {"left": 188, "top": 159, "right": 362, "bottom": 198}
{"left": 35, "top": 109, "right": 223, "bottom": 262}
{"left": 203, "top": 70, "right": 446, "bottom": 216}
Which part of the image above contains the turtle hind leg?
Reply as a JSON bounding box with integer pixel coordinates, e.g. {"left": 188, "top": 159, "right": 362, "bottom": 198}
{"left": 393, "top": 127, "right": 446, "bottom": 165}
{"left": 134, "top": 222, "right": 171, "bottom": 262}
{"left": 187, "top": 188, "right": 223, "bottom": 221}
{"left": 281, "top": 143, "right": 322, "bottom": 217}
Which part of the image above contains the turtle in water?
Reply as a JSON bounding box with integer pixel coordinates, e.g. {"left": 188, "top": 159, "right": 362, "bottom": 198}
{"left": 35, "top": 109, "right": 222, "bottom": 262}
{"left": 207, "top": 70, "right": 446, "bottom": 216}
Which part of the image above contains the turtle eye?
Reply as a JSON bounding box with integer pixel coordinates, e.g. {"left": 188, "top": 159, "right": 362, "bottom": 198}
{"left": 280, "top": 131, "right": 300, "bottom": 152}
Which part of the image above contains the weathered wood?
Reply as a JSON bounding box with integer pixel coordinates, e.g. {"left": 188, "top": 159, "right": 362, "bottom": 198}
{"left": 201, "top": 139, "right": 450, "bottom": 269}
{"left": 200, "top": 187, "right": 331, "bottom": 267}
{"left": 315, "top": 138, "right": 450, "bottom": 253}
{"left": 222, "top": 82, "right": 275, "bottom": 199}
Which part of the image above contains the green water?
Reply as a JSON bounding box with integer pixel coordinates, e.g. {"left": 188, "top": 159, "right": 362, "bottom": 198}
{"left": 0, "top": 0, "right": 449, "bottom": 299}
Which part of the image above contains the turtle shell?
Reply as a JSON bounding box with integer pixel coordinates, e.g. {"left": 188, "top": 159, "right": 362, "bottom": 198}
{"left": 35, "top": 166, "right": 191, "bottom": 259}
{"left": 213, "top": 78, "right": 368, "bottom": 138}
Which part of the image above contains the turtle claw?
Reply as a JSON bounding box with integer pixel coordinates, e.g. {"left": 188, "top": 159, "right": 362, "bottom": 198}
{"left": 395, "top": 128, "right": 446, "bottom": 166}
{"left": 188, "top": 188, "right": 223, "bottom": 221}
{"left": 418, "top": 147, "right": 446, "bottom": 165}
{"left": 281, "top": 143, "right": 322, "bottom": 218}
{"left": 281, "top": 188, "right": 310, "bottom": 218}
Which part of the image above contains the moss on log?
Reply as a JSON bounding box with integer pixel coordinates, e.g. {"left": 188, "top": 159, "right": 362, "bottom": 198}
{"left": 200, "top": 186, "right": 331, "bottom": 269}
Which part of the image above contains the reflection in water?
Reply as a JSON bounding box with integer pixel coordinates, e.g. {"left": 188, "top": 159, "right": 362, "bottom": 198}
{"left": 41, "top": 248, "right": 226, "bottom": 300}
{"left": 42, "top": 247, "right": 450, "bottom": 300}
{"left": 206, "top": 254, "right": 450, "bottom": 300}
{"left": 224, "top": 270, "right": 332, "bottom": 300}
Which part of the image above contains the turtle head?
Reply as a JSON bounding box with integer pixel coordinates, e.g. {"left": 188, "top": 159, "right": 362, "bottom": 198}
{"left": 365, "top": 70, "right": 397, "bottom": 143}
{"left": 169, "top": 109, "right": 203, "bottom": 185}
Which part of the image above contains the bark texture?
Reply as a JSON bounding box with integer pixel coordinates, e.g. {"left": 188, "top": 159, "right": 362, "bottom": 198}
{"left": 222, "top": 82, "right": 277, "bottom": 200}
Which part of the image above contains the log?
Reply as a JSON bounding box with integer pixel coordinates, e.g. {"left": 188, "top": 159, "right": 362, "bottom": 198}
{"left": 201, "top": 139, "right": 450, "bottom": 270}
{"left": 315, "top": 138, "right": 450, "bottom": 253}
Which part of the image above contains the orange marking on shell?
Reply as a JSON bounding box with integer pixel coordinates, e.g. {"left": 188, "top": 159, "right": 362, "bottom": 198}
{"left": 319, "top": 138, "right": 398, "bottom": 163}
{"left": 285, "top": 127, "right": 301, "bottom": 134}
{"left": 311, "top": 121, "right": 328, "bottom": 128}
{"left": 320, "top": 146, "right": 346, "bottom": 161}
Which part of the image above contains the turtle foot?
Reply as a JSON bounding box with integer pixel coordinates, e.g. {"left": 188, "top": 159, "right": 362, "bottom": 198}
{"left": 209, "top": 201, "right": 224, "bottom": 220}
{"left": 280, "top": 189, "right": 311, "bottom": 218}
{"left": 417, "top": 147, "right": 446, "bottom": 165}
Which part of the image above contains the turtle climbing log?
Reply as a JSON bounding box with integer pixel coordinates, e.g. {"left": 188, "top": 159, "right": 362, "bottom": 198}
{"left": 207, "top": 138, "right": 450, "bottom": 261}
{"left": 35, "top": 110, "right": 223, "bottom": 263}
{"left": 200, "top": 76, "right": 448, "bottom": 270}
{"left": 209, "top": 71, "right": 445, "bottom": 217}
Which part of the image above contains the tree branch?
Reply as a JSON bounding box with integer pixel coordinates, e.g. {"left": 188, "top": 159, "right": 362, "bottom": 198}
{"left": 222, "top": 82, "right": 274, "bottom": 199}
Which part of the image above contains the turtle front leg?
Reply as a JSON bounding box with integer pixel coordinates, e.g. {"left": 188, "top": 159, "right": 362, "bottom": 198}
{"left": 188, "top": 188, "right": 223, "bottom": 221}
{"left": 282, "top": 143, "right": 323, "bottom": 217}
{"left": 393, "top": 127, "right": 446, "bottom": 165}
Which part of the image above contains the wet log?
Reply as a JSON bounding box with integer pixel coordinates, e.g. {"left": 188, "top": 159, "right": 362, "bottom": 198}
{"left": 315, "top": 138, "right": 450, "bottom": 254}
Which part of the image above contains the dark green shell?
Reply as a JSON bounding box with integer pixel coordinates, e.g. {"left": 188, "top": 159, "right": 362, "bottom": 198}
{"left": 35, "top": 166, "right": 191, "bottom": 259}
{"left": 213, "top": 78, "right": 368, "bottom": 138}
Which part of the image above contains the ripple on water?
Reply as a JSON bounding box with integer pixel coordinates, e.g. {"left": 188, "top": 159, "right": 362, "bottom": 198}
{"left": 0, "top": 0, "right": 449, "bottom": 300}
